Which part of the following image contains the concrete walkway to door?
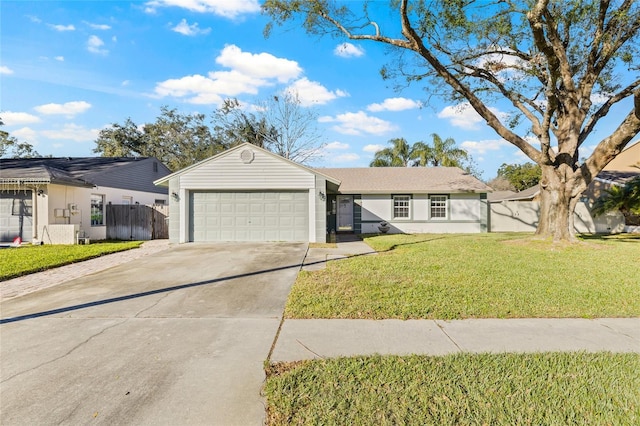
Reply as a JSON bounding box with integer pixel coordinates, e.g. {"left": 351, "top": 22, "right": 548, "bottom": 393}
{"left": 1, "top": 242, "right": 307, "bottom": 426}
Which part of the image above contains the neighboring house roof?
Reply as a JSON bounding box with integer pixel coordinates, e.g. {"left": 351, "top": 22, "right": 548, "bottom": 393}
{"left": 318, "top": 167, "right": 493, "bottom": 194}
{"left": 603, "top": 140, "right": 640, "bottom": 172}
{"left": 491, "top": 184, "right": 540, "bottom": 201}
{"left": 0, "top": 157, "right": 171, "bottom": 194}
{"left": 487, "top": 190, "right": 517, "bottom": 201}
{"left": 595, "top": 170, "right": 640, "bottom": 186}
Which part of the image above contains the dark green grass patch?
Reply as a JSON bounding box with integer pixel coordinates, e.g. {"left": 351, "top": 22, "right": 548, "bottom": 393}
{"left": 0, "top": 241, "right": 143, "bottom": 281}
{"left": 265, "top": 352, "right": 640, "bottom": 425}
{"left": 286, "top": 233, "right": 640, "bottom": 319}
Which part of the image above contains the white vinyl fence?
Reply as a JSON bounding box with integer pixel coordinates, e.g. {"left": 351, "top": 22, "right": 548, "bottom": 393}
{"left": 489, "top": 201, "right": 624, "bottom": 234}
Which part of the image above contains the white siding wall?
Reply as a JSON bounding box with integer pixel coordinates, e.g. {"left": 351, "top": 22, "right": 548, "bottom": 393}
{"left": 180, "top": 147, "right": 315, "bottom": 190}
{"left": 43, "top": 184, "right": 168, "bottom": 241}
{"left": 360, "top": 195, "right": 390, "bottom": 221}
{"left": 359, "top": 193, "right": 483, "bottom": 234}
{"left": 413, "top": 194, "right": 429, "bottom": 220}
{"left": 361, "top": 221, "right": 481, "bottom": 234}
{"left": 450, "top": 194, "right": 481, "bottom": 221}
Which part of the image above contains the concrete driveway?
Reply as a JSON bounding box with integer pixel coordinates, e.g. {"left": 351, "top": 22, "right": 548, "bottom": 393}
{"left": 1, "top": 242, "right": 308, "bottom": 425}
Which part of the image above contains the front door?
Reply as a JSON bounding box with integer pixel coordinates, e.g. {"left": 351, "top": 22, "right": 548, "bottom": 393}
{"left": 336, "top": 195, "right": 353, "bottom": 231}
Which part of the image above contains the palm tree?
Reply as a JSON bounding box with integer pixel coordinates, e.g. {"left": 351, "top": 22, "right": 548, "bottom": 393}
{"left": 370, "top": 134, "right": 473, "bottom": 170}
{"left": 592, "top": 176, "right": 640, "bottom": 225}
{"left": 425, "top": 133, "right": 469, "bottom": 167}
{"left": 370, "top": 138, "right": 414, "bottom": 167}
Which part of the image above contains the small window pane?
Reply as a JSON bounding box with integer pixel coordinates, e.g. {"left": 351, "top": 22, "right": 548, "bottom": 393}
{"left": 430, "top": 195, "right": 447, "bottom": 219}
{"left": 91, "top": 194, "right": 105, "bottom": 226}
{"left": 393, "top": 196, "right": 410, "bottom": 219}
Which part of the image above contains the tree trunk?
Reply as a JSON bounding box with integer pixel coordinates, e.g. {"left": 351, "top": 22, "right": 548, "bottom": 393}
{"left": 535, "top": 165, "right": 579, "bottom": 241}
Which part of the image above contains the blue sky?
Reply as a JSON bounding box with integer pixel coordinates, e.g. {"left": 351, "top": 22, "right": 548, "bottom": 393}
{"left": 1, "top": 1, "right": 637, "bottom": 179}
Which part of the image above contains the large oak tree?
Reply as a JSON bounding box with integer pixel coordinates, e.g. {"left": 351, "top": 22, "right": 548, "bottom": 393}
{"left": 264, "top": 0, "right": 640, "bottom": 241}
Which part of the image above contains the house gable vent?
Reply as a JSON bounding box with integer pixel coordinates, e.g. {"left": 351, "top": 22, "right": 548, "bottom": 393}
{"left": 240, "top": 149, "right": 255, "bottom": 164}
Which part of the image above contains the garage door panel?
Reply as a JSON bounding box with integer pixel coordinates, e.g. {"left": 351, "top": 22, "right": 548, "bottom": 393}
{"left": 0, "top": 192, "right": 33, "bottom": 242}
{"left": 189, "top": 191, "right": 308, "bottom": 242}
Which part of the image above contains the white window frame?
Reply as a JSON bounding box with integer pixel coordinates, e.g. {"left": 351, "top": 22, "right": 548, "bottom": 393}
{"left": 429, "top": 195, "right": 448, "bottom": 220}
{"left": 393, "top": 195, "right": 411, "bottom": 219}
{"left": 91, "top": 194, "right": 105, "bottom": 226}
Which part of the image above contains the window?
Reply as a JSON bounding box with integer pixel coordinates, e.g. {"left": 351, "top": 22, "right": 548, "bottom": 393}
{"left": 91, "top": 194, "right": 105, "bottom": 226}
{"left": 154, "top": 199, "right": 166, "bottom": 205}
{"left": 393, "top": 195, "right": 410, "bottom": 219}
{"left": 430, "top": 195, "right": 448, "bottom": 219}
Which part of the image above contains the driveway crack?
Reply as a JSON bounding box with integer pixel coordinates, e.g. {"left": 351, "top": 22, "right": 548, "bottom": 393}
{"left": 134, "top": 292, "right": 171, "bottom": 317}
{"left": 1, "top": 319, "right": 127, "bottom": 384}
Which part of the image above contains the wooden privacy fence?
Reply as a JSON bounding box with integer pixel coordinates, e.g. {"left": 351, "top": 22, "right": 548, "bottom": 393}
{"left": 106, "top": 204, "right": 169, "bottom": 240}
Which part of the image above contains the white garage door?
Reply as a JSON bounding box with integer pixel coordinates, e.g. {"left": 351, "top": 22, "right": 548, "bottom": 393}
{"left": 0, "top": 192, "right": 33, "bottom": 242}
{"left": 189, "top": 191, "right": 309, "bottom": 242}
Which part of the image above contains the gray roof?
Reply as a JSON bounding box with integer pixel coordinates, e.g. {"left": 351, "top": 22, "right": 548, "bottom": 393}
{"left": 317, "top": 167, "right": 492, "bottom": 194}
{"left": 490, "top": 184, "right": 540, "bottom": 201}
{"left": 0, "top": 157, "right": 171, "bottom": 194}
{"left": 487, "top": 190, "right": 517, "bottom": 201}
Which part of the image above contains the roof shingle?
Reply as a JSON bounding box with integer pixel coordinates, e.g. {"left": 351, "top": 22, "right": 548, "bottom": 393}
{"left": 317, "top": 167, "right": 492, "bottom": 193}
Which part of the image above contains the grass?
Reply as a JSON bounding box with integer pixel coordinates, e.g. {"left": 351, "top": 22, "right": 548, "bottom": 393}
{"left": 286, "top": 233, "right": 640, "bottom": 319}
{"left": 0, "top": 240, "right": 143, "bottom": 281}
{"left": 264, "top": 352, "right": 640, "bottom": 425}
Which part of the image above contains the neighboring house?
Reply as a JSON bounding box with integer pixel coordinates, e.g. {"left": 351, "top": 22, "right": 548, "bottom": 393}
{"left": 154, "top": 143, "right": 492, "bottom": 243}
{"left": 0, "top": 157, "right": 171, "bottom": 244}
{"left": 488, "top": 141, "right": 640, "bottom": 234}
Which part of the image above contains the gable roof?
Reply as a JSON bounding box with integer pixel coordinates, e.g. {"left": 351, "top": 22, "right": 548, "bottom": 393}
{"left": 154, "top": 143, "right": 341, "bottom": 186}
{"left": 0, "top": 157, "right": 170, "bottom": 193}
{"left": 318, "top": 167, "right": 492, "bottom": 194}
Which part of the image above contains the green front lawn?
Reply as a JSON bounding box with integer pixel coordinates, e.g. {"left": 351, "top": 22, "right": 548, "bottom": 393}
{"left": 0, "top": 241, "right": 143, "bottom": 281}
{"left": 286, "top": 233, "right": 640, "bottom": 319}
{"left": 265, "top": 352, "right": 640, "bottom": 425}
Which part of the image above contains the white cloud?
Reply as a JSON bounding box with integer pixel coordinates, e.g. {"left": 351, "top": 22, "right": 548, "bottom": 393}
{"left": 216, "top": 45, "right": 301, "bottom": 82}
{"left": 112, "top": 36, "right": 117, "bottom": 42}
{"left": 145, "top": 0, "right": 260, "bottom": 19}
{"left": 367, "top": 97, "right": 421, "bottom": 112}
{"left": 12, "top": 127, "right": 39, "bottom": 143}
{"left": 34, "top": 101, "right": 92, "bottom": 117}
{"left": 437, "top": 102, "right": 506, "bottom": 130}
{"left": 334, "top": 42, "right": 364, "bottom": 58}
{"left": 460, "top": 138, "right": 510, "bottom": 155}
{"left": 332, "top": 153, "right": 360, "bottom": 162}
{"left": 122, "top": 80, "right": 131, "bottom": 86}
{"left": 27, "top": 15, "right": 42, "bottom": 24}
{"left": 171, "top": 19, "right": 211, "bottom": 36}
{"left": 0, "top": 66, "right": 14, "bottom": 75}
{"left": 40, "top": 124, "right": 100, "bottom": 142}
{"left": 84, "top": 21, "right": 111, "bottom": 30}
{"left": 319, "top": 111, "right": 398, "bottom": 136}
{"left": 48, "top": 24, "right": 75, "bottom": 31}
{"left": 154, "top": 45, "right": 302, "bottom": 104}
{"left": 326, "top": 141, "right": 349, "bottom": 150}
{"left": 54, "top": 56, "right": 64, "bottom": 61}
{"left": 363, "top": 144, "right": 385, "bottom": 153}
{"left": 87, "top": 35, "right": 108, "bottom": 55}
{"left": 285, "top": 78, "right": 348, "bottom": 107}
{"left": 1, "top": 111, "right": 41, "bottom": 126}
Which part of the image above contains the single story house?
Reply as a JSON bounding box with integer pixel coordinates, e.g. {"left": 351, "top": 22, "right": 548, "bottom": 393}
{"left": 0, "top": 157, "right": 171, "bottom": 244}
{"left": 154, "top": 143, "right": 492, "bottom": 243}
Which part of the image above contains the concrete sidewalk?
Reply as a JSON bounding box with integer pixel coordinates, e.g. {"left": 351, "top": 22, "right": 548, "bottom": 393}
{"left": 302, "top": 236, "right": 376, "bottom": 271}
{"left": 271, "top": 318, "right": 640, "bottom": 362}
